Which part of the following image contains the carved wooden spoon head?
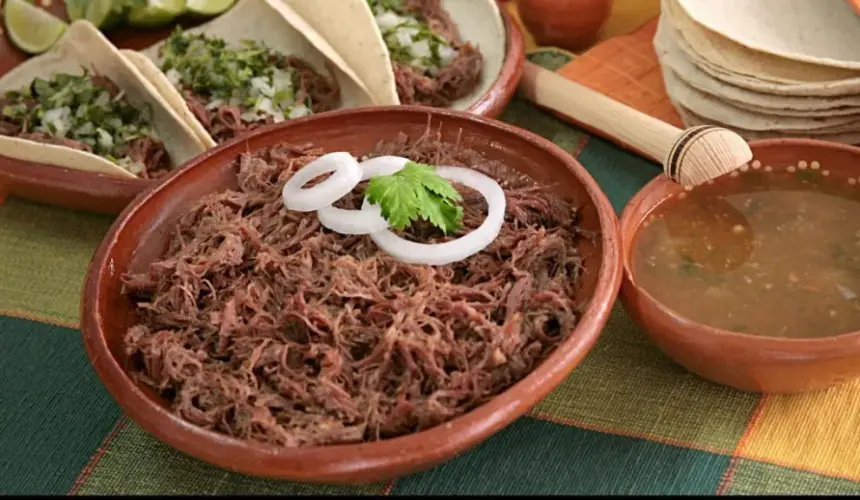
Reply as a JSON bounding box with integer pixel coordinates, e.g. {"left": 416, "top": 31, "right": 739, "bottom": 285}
{"left": 664, "top": 125, "right": 753, "bottom": 187}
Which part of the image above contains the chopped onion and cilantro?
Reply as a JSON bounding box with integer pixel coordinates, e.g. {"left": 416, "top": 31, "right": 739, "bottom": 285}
{"left": 366, "top": 0, "right": 459, "bottom": 76}
{"left": 160, "top": 28, "right": 312, "bottom": 124}
{"left": 0, "top": 71, "right": 160, "bottom": 175}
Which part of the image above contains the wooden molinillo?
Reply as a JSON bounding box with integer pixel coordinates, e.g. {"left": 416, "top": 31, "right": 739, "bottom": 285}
{"left": 519, "top": 61, "right": 752, "bottom": 187}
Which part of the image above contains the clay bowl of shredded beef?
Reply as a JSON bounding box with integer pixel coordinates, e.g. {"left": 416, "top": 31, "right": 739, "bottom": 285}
{"left": 81, "top": 106, "right": 622, "bottom": 483}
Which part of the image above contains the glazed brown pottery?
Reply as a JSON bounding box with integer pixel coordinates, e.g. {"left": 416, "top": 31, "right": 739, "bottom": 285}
{"left": 517, "top": 0, "right": 614, "bottom": 52}
{"left": 0, "top": 2, "right": 525, "bottom": 215}
{"left": 80, "top": 105, "right": 623, "bottom": 483}
{"left": 620, "top": 138, "right": 860, "bottom": 395}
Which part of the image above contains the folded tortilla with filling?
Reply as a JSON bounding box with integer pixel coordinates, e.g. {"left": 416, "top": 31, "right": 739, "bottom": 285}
{"left": 123, "top": 0, "right": 376, "bottom": 148}
{"left": 281, "top": 0, "right": 506, "bottom": 110}
{"left": 0, "top": 20, "right": 207, "bottom": 179}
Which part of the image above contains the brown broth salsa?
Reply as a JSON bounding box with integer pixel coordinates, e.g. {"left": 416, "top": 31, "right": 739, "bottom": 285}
{"left": 632, "top": 165, "right": 860, "bottom": 339}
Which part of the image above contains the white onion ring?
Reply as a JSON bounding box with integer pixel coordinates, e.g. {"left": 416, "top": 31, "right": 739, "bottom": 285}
{"left": 362, "top": 166, "right": 506, "bottom": 266}
{"left": 316, "top": 156, "right": 409, "bottom": 234}
{"left": 281, "top": 152, "right": 361, "bottom": 212}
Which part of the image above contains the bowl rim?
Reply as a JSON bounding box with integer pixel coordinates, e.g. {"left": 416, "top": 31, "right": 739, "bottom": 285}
{"left": 466, "top": 7, "right": 526, "bottom": 118}
{"left": 620, "top": 137, "right": 860, "bottom": 355}
{"left": 80, "top": 105, "right": 623, "bottom": 483}
{"left": 0, "top": 9, "right": 526, "bottom": 214}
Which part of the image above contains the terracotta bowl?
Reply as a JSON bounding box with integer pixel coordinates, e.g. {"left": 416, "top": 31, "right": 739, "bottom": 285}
{"left": 0, "top": 3, "right": 525, "bottom": 215}
{"left": 80, "top": 106, "right": 622, "bottom": 483}
{"left": 620, "top": 138, "right": 860, "bottom": 395}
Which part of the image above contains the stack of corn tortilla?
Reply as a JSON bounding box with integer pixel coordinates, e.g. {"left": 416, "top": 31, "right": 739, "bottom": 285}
{"left": 654, "top": 0, "right": 860, "bottom": 144}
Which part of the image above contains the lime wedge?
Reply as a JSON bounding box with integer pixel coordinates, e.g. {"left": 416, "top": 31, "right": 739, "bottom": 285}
{"left": 84, "top": 0, "right": 125, "bottom": 30}
{"left": 127, "top": 0, "right": 186, "bottom": 27}
{"left": 65, "top": 0, "right": 89, "bottom": 21}
{"left": 4, "top": 0, "right": 69, "bottom": 55}
{"left": 184, "top": 0, "right": 236, "bottom": 16}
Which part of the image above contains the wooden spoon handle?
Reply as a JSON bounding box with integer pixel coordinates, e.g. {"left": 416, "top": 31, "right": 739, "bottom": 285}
{"left": 519, "top": 61, "right": 682, "bottom": 164}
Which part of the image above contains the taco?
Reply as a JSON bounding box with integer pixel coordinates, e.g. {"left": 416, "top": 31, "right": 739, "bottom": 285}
{"left": 0, "top": 21, "right": 207, "bottom": 179}
{"left": 123, "top": 0, "right": 377, "bottom": 148}
{"left": 281, "top": 0, "right": 506, "bottom": 110}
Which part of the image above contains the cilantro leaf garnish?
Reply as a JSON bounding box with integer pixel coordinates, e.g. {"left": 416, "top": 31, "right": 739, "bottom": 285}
{"left": 365, "top": 161, "right": 464, "bottom": 235}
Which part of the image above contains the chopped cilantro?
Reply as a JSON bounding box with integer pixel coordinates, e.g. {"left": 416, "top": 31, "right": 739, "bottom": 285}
{"left": 679, "top": 254, "right": 700, "bottom": 275}
{"left": 0, "top": 70, "right": 159, "bottom": 174}
{"left": 159, "top": 28, "right": 311, "bottom": 123}
{"left": 366, "top": 0, "right": 459, "bottom": 75}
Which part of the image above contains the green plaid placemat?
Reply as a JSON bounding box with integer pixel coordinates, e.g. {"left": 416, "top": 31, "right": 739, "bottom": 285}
{"left": 2, "top": 50, "right": 860, "bottom": 495}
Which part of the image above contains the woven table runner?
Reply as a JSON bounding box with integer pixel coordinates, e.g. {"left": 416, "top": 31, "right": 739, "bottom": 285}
{"left": 2, "top": 7, "right": 860, "bottom": 494}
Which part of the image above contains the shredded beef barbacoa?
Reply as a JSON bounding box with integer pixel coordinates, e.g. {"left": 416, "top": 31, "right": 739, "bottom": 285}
{"left": 393, "top": 0, "right": 484, "bottom": 107}
{"left": 184, "top": 57, "right": 341, "bottom": 145}
{"left": 7, "top": 131, "right": 170, "bottom": 180}
{"left": 122, "top": 129, "right": 586, "bottom": 447}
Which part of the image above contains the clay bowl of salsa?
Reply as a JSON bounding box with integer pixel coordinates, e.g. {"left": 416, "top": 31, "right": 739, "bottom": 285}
{"left": 80, "top": 106, "right": 622, "bottom": 483}
{"left": 620, "top": 138, "right": 860, "bottom": 394}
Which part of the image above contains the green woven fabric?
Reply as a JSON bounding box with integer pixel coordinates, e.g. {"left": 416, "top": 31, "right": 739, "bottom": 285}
{"left": 1, "top": 49, "right": 860, "bottom": 496}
